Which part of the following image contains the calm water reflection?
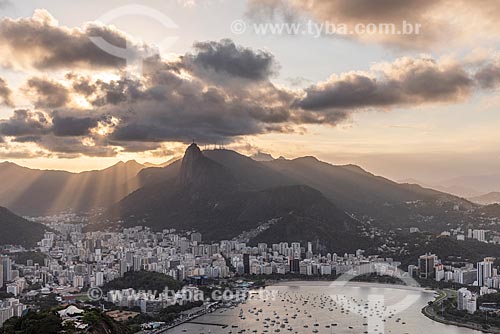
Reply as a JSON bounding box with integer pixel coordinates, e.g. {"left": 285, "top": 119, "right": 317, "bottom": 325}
{"left": 165, "top": 282, "right": 479, "bottom": 334}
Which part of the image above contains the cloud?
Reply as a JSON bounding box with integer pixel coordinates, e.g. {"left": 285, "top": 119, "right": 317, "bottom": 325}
{"left": 0, "top": 9, "right": 146, "bottom": 70}
{"left": 0, "top": 9, "right": 498, "bottom": 159}
{"left": 105, "top": 83, "right": 295, "bottom": 143}
{"left": 51, "top": 114, "right": 99, "bottom": 137}
{"left": 475, "top": 61, "right": 500, "bottom": 89}
{"left": 245, "top": 0, "right": 299, "bottom": 23}
{"left": 245, "top": 0, "right": 500, "bottom": 50}
{"left": 0, "top": 147, "right": 48, "bottom": 159}
{"left": 110, "top": 141, "right": 163, "bottom": 153}
{"left": 66, "top": 73, "right": 97, "bottom": 96}
{"left": 11, "top": 135, "right": 41, "bottom": 143}
{"left": 2, "top": 49, "right": 497, "bottom": 157}
{"left": 44, "top": 43, "right": 296, "bottom": 146}
{"left": 0, "top": 77, "right": 14, "bottom": 107}
{"left": 91, "top": 78, "right": 143, "bottom": 106}
{"left": 0, "top": 108, "right": 100, "bottom": 139}
{"left": 187, "top": 39, "right": 277, "bottom": 81}
{"left": 0, "top": 109, "right": 51, "bottom": 137}
{"left": 0, "top": 39, "right": 297, "bottom": 155}
{"left": 36, "top": 135, "right": 118, "bottom": 157}
{"left": 297, "top": 57, "right": 473, "bottom": 111}
{"left": 24, "top": 77, "right": 70, "bottom": 108}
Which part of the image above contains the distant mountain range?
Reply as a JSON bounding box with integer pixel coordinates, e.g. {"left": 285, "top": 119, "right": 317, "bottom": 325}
{"left": 250, "top": 151, "right": 275, "bottom": 162}
{"left": 440, "top": 174, "right": 500, "bottom": 197}
{"left": 0, "top": 160, "right": 145, "bottom": 215}
{"left": 469, "top": 192, "right": 500, "bottom": 205}
{"left": 83, "top": 144, "right": 470, "bottom": 252}
{"left": 261, "top": 157, "right": 462, "bottom": 218}
{"left": 0, "top": 145, "right": 476, "bottom": 251}
{"left": 400, "top": 174, "right": 500, "bottom": 199}
{"left": 97, "top": 144, "right": 369, "bottom": 252}
{"left": 0, "top": 206, "right": 46, "bottom": 247}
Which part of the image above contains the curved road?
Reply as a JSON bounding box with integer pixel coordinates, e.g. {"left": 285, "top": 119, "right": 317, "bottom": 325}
{"left": 422, "top": 289, "right": 500, "bottom": 334}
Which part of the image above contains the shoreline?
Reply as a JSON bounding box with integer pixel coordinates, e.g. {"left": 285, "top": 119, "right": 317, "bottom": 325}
{"left": 166, "top": 280, "right": 489, "bottom": 334}
{"left": 266, "top": 280, "right": 494, "bottom": 333}
{"left": 421, "top": 289, "right": 499, "bottom": 334}
{"left": 266, "top": 278, "right": 432, "bottom": 293}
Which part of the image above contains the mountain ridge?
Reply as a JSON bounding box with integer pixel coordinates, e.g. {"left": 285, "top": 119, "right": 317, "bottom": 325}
{"left": 0, "top": 207, "right": 47, "bottom": 247}
{"left": 469, "top": 192, "right": 500, "bottom": 205}
{"left": 0, "top": 160, "right": 145, "bottom": 215}
{"left": 95, "top": 144, "right": 367, "bottom": 252}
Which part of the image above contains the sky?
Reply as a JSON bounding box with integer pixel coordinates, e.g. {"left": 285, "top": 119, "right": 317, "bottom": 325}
{"left": 0, "top": 0, "right": 499, "bottom": 184}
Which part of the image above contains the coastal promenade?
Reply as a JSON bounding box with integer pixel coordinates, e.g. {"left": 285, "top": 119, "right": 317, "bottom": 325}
{"left": 422, "top": 289, "right": 500, "bottom": 334}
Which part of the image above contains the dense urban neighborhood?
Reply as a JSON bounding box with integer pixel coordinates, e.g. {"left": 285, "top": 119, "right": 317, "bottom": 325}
{"left": 2, "top": 211, "right": 500, "bottom": 333}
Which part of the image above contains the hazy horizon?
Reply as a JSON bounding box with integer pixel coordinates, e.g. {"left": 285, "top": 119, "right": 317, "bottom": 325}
{"left": 5, "top": 144, "right": 500, "bottom": 193}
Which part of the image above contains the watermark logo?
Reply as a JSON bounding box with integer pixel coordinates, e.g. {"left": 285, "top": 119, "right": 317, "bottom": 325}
{"left": 231, "top": 19, "right": 421, "bottom": 38}
{"left": 90, "top": 4, "right": 179, "bottom": 77}
{"left": 329, "top": 263, "right": 421, "bottom": 334}
{"left": 230, "top": 19, "right": 247, "bottom": 35}
{"left": 87, "top": 286, "right": 278, "bottom": 304}
{"left": 88, "top": 287, "right": 104, "bottom": 301}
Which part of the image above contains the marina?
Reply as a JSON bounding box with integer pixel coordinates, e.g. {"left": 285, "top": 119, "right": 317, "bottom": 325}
{"left": 164, "top": 282, "right": 481, "bottom": 334}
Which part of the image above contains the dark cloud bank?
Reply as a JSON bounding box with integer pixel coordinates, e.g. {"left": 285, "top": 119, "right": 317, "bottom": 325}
{"left": 0, "top": 10, "right": 499, "bottom": 158}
